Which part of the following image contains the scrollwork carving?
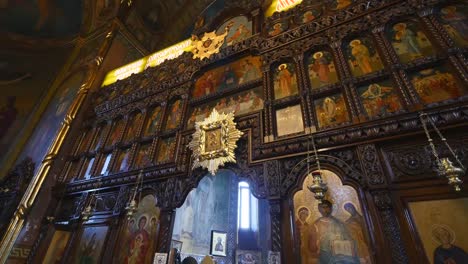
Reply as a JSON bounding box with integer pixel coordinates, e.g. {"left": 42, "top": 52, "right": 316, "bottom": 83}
{"left": 356, "top": 144, "right": 386, "bottom": 185}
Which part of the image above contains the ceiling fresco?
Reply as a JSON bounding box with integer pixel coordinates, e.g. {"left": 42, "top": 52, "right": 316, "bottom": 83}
{"left": 0, "top": 0, "right": 83, "bottom": 38}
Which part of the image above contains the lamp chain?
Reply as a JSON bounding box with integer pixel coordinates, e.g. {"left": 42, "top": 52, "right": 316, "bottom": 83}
{"left": 419, "top": 113, "right": 442, "bottom": 169}
{"left": 425, "top": 114, "right": 465, "bottom": 170}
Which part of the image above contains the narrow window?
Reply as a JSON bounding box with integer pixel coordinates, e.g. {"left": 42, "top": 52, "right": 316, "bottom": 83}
{"left": 237, "top": 181, "right": 258, "bottom": 231}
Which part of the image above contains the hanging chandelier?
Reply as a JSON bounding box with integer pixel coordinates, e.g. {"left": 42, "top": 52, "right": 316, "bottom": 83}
{"left": 419, "top": 112, "right": 465, "bottom": 191}
{"left": 125, "top": 169, "right": 144, "bottom": 219}
{"left": 306, "top": 134, "right": 328, "bottom": 202}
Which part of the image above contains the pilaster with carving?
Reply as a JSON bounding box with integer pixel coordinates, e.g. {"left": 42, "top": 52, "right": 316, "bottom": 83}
{"left": 372, "top": 191, "right": 409, "bottom": 264}
{"left": 269, "top": 199, "right": 282, "bottom": 252}
{"left": 356, "top": 144, "right": 387, "bottom": 187}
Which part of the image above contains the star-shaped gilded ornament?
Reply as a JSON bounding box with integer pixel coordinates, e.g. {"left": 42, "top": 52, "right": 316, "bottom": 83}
{"left": 188, "top": 109, "right": 243, "bottom": 175}
{"left": 190, "top": 24, "right": 232, "bottom": 60}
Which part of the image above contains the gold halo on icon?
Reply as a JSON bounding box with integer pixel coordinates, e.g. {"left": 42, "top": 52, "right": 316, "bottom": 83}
{"left": 350, "top": 39, "right": 361, "bottom": 46}
{"left": 278, "top": 63, "right": 288, "bottom": 70}
{"left": 313, "top": 52, "right": 324, "bottom": 59}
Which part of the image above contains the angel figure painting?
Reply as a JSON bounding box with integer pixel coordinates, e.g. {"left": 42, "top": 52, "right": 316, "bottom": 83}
{"left": 216, "top": 16, "right": 252, "bottom": 47}
{"left": 307, "top": 51, "right": 339, "bottom": 89}
{"left": 314, "top": 94, "right": 349, "bottom": 129}
{"left": 273, "top": 63, "right": 299, "bottom": 99}
{"left": 114, "top": 194, "right": 161, "bottom": 264}
{"left": 388, "top": 21, "right": 434, "bottom": 63}
{"left": 358, "top": 81, "right": 403, "bottom": 118}
{"left": 410, "top": 67, "right": 464, "bottom": 104}
{"left": 346, "top": 37, "right": 384, "bottom": 77}
{"left": 439, "top": 5, "right": 468, "bottom": 47}
{"left": 294, "top": 170, "right": 373, "bottom": 264}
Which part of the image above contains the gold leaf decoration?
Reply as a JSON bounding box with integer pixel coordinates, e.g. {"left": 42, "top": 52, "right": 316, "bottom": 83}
{"left": 190, "top": 24, "right": 232, "bottom": 60}
{"left": 188, "top": 108, "right": 243, "bottom": 175}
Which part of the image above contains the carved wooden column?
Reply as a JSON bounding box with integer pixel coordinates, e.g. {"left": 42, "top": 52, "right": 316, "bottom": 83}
{"left": 157, "top": 209, "right": 176, "bottom": 253}
{"left": 372, "top": 191, "right": 409, "bottom": 264}
{"left": 261, "top": 64, "right": 274, "bottom": 142}
{"left": 294, "top": 54, "right": 314, "bottom": 131}
{"left": 269, "top": 199, "right": 282, "bottom": 252}
{"left": 264, "top": 160, "right": 282, "bottom": 253}
{"left": 356, "top": 144, "right": 387, "bottom": 187}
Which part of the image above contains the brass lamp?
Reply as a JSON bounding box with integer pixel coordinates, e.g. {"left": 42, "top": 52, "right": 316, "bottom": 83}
{"left": 81, "top": 179, "right": 102, "bottom": 221}
{"left": 126, "top": 170, "right": 143, "bottom": 219}
{"left": 306, "top": 134, "right": 328, "bottom": 202}
{"left": 419, "top": 112, "right": 465, "bottom": 191}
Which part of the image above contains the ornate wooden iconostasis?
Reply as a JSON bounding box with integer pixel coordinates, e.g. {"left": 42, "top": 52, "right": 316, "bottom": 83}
{"left": 1, "top": 0, "right": 468, "bottom": 263}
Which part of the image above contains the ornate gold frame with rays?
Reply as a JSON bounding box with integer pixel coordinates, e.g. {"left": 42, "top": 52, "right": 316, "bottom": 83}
{"left": 191, "top": 24, "right": 231, "bottom": 60}
{"left": 189, "top": 109, "right": 243, "bottom": 175}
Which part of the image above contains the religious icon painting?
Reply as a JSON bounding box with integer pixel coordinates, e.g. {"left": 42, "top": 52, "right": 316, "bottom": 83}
{"left": 192, "top": 56, "right": 262, "bottom": 99}
{"left": 407, "top": 197, "right": 468, "bottom": 264}
{"left": 42, "top": 230, "right": 70, "bottom": 263}
{"left": 187, "top": 87, "right": 264, "bottom": 129}
{"left": 115, "top": 148, "right": 131, "bottom": 172}
{"left": 154, "top": 253, "right": 168, "bottom": 264}
{"left": 156, "top": 137, "right": 176, "bottom": 163}
{"left": 106, "top": 119, "right": 124, "bottom": 146}
{"left": 216, "top": 16, "right": 252, "bottom": 47}
{"left": 307, "top": 51, "right": 339, "bottom": 89}
{"left": 387, "top": 20, "right": 435, "bottom": 63}
{"left": 268, "top": 21, "right": 288, "bottom": 37}
{"left": 273, "top": 63, "right": 299, "bottom": 99}
{"left": 144, "top": 106, "right": 162, "bottom": 136}
{"left": 70, "top": 225, "right": 109, "bottom": 264}
{"left": 113, "top": 194, "right": 161, "bottom": 264}
{"left": 134, "top": 143, "right": 152, "bottom": 169}
{"left": 164, "top": 100, "right": 183, "bottom": 131}
{"left": 345, "top": 36, "right": 384, "bottom": 77}
{"left": 357, "top": 80, "right": 403, "bottom": 118}
{"left": 438, "top": 5, "right": 468, "bottom": 48}
{"left": 210, "top": 230, "right": 227, "bottom": 257}
{"left": 124, "top": 112, "right": 143, "bottom": 142}
{"left": 293, "top": 170, "right": 374, "bottom": 264}
{"left": 410, "top": 66, "right": 464, "bottom": 104}
{"left": 235, "top": 250, "right": 262, "bottom": 264}
{"left": 330, "top": 0, "right": 354, "bottom": 10}
{"left": 80, "top": 157, "right": 95, "bottom": 180}
{"left": 297, "top": 8, "right": 322, "bottom": 24}
{"left": 275, "top": 105, "right": 304, "bottom": 137}
{"left": 314, "top": 94, "right": 350, "bottom": 129}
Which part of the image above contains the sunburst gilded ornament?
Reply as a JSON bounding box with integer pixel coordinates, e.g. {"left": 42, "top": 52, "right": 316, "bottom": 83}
{"left": 190, "top": 23, "right": 233, "bottom": 60}
{"left": 189, "top": 109, "right": 243, "bottom": 175}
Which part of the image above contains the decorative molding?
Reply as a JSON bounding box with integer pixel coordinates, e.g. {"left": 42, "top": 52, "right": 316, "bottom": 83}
{"left": 356, "top": 144, "right": 386, "bottom": 185}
